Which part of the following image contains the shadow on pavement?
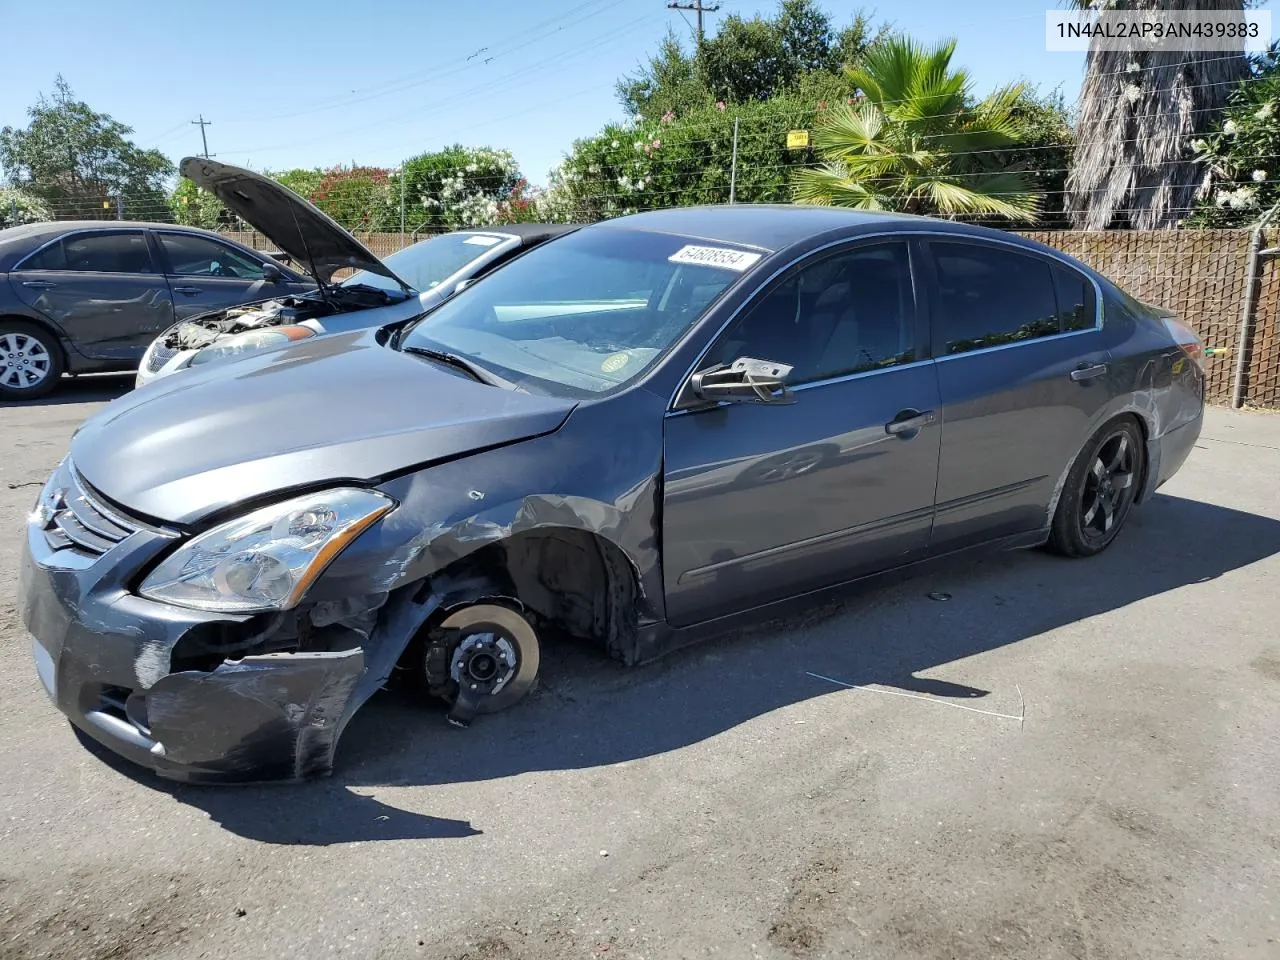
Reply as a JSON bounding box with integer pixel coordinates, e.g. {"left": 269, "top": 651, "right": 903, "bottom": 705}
{"left": 84, "top": 492, "right": 1280, "bottom": 845}
{"left": 3, "top": 373, "right": 134, "bottom": 407}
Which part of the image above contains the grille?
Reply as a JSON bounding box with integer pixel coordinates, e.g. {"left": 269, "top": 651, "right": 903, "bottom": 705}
{"left": 40, "top": 463, "right": 139, "bottom": 556}
{"left": 145, "top": 342, "right": 177, "bottom": 373}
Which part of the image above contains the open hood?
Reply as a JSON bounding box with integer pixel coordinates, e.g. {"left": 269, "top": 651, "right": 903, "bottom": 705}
{"left": 180, "top": 157, "right": 410, "bottom": 290}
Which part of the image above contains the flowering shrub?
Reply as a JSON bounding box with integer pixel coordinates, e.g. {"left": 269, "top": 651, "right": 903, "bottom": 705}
{"left": 309, "top": 165, "right": 396, "bottom": 230}
{"left": 0, "top": 186, "right": 51, "bottom": 227}
{"left": 540, "top": 96, "right": 824, "bottom": 222}
{"left": 1187, "top": 47, "right": 1280, "bottom": 227}
{"left": 401, "top": 145, "right": 524, "bottom": 230}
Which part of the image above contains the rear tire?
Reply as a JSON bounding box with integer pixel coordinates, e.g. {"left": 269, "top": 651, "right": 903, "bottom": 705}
{"left": 0, "top": 320, "right": 64, "bottom": 400}
{"left": 1047, "top": 418, "right": 1144, "bottom": 558}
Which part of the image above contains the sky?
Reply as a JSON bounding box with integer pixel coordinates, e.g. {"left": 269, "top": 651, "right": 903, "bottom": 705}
{"left": 0, "top": 0, "right": 1093, "bottom": 187}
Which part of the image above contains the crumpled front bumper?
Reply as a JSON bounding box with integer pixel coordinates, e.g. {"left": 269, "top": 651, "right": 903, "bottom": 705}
{"left": 18, "top": 473, "right": 371, "bottom": 784}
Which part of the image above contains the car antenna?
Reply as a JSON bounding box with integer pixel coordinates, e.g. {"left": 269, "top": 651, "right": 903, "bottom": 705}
{"left": 288, "top": 204, "right": 335, "bottom": 308}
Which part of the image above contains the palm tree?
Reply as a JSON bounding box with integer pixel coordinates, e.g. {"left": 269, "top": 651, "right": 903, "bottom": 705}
{"left": 1066, "top": 0, "right": 1250, "bottom": 229}
{"left": 791, "top": 37, "right": 1042, "bottom": 222}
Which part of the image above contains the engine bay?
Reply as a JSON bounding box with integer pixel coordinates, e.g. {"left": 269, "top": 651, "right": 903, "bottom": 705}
{"left": 162, "top": 285, "right": 405, "bottom": 351}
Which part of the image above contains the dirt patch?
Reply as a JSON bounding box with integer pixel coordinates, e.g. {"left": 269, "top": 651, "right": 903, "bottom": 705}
{"left": 767, "top": 857, "right": 843, "bottom": 956}
{"left": 0, "top": 870, "right": 237, "bottom": 960}
{"left": 1250, "top": 653, "right": 1280, "bottom": 683}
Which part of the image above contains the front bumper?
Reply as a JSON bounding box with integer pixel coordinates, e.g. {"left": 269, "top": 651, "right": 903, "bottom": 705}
{"left": 18, "top": 464, "right": 368, "bottom": 783}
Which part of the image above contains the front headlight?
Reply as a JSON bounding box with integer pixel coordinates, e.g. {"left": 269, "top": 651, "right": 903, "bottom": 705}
{"left": 189, "top": 325, "right": 316, "bottom": 367}
{"left": 138, "top": 488, "right": 394, "bottom": 613}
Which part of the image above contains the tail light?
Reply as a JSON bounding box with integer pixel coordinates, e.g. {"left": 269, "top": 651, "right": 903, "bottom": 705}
{"left": 1163, "top": 317, "right": 1204, "bottom": 372}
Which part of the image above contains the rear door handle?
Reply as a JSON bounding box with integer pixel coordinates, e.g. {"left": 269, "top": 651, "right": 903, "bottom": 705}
{"left": 172, "top": 286, "right": 202, "bottom": 295}
{"left": 885, "top": 409, "right": 936, "bottom": 437}
{"left": 1070, "top": 363, "right": 1108, "bottom": 382}
{"left": 21, "top": 280, "right": 56, "bottom": 289}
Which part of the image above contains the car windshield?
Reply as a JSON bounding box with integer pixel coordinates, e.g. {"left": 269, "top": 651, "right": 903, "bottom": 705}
{"left": 341, "top": 231, "right": 514, "bottom": 294}
{"left": 398, "top": 228, "right": 754, "bottom": 396}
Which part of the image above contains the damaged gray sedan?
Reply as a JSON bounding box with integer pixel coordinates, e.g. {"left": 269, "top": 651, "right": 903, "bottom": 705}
{"left": 19, "top": 205, "right": 1205, "bottom": 782}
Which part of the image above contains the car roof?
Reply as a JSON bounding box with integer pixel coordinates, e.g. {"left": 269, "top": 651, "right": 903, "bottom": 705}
{"left": 0, "top": 220, "right": 292, "bottom": 274}
{"left": 589, "top": 204, "right": 1057, "bottom": 258}
{"left": 462, "top": 223, "right": 580, "bottom": 246}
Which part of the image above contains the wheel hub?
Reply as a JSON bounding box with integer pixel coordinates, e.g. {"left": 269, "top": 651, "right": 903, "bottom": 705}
{"left": 450, "top": 631, "right": 518, "bottom": 697}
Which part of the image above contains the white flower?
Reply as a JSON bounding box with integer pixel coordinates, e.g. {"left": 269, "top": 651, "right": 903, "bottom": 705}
{"left": 611, "top": 140, "right": 620, "bottom": 149}
{"left": 1123, "top": 84, "right": 1142, "bottom": 104}
{"left": 1223, "top": 119, "right": 1239, "bottom": 135}
{"left": 466, "top": 163, "right": 478, "bottom": 173}
{"left": 1215, "top": 191, "right": 1230, "bottom": 207}
{"left": 1126, "top": 61, "right": 1140, "bottom": 74}
{"left": 1227, "top": 186, "right": 1258, "bottom": 210}
{"left": 1190, "top": 138, "right": 1207, "bottom": 152}
{"left": 634, "top": 141, "right": 644, "bottom": 151}
{"left": 1257, "top": 102, "right": 1276, "bottom": 120}
{"left": 1253, "top": 169, "right": 1267, "bottom": 182}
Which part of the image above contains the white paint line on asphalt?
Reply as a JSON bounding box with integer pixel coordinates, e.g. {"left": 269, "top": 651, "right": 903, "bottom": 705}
{"left": 805, "top": 672, "right": 1027, "bottom": 725}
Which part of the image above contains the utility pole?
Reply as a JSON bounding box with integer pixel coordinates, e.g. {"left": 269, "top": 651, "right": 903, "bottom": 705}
{"left": 667, "top": 0, "right": 719, "bottom": 44}
{"left": 191, "top": 115, "right": 212, "bottom": 158}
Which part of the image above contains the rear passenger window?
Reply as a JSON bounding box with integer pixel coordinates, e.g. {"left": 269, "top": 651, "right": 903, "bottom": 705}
{"left": 61, "top": 232, "right": 155, "bottom": 274}
{"left": 930, "top": 243, "right": 1060, "bottom": 355}
{"left": 1051, "top": 264, "right": 1096, "bottom": 332}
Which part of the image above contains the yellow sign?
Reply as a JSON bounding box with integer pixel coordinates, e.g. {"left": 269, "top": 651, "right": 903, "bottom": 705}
{"left": 786, "top": 129, "right": 810, "bottom": 150}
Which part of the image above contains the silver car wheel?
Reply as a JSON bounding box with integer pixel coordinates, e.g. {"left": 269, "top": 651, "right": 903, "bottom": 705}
{"left": 0, "top": 332, "right": 53, "bottom": 390}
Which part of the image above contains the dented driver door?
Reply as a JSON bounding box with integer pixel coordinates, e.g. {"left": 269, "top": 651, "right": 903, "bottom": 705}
{"left": 660, "top": 239, "right": 941, "bottom": 627}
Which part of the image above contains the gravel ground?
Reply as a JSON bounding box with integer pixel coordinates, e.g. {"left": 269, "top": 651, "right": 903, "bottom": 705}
{"left": 1, "top": 376, "right": 1278, "bottom": 960}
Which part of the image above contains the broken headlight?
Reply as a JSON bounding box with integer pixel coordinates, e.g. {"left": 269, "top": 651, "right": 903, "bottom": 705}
{"left": 139, "top": 489, "right": 395, "bottom": 613}
{"left": 189, "top": 325, "right": 316, "bottom": 367}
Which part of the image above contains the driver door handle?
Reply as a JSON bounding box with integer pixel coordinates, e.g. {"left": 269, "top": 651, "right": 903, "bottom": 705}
{"left": 1070, "top": 362, "right": 1108, "bottom": 382}
{"left": 885, "top": 409, "right": 936, "bottom": 437}
{"left": 22, "top": 280, "right": 56, "bottom": 289}
{"left": 172, "top": 286, "right": 202, "bottom": 295}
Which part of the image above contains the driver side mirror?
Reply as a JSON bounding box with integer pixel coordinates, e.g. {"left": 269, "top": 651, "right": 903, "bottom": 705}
{"left": 261, "top": 262, "right": 283, "bottom": 283}
{"left": 689, "top": 357, "right": 794, "bottom": 405}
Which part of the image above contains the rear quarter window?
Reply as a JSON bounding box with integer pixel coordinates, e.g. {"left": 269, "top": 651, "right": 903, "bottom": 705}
{"left": 930, "top": 242, "right": 1060, "bottom": 354}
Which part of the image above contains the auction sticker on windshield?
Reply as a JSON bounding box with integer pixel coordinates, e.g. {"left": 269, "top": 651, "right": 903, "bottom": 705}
{"left": 668, "top": 245, "right": 763, "bottom": 272}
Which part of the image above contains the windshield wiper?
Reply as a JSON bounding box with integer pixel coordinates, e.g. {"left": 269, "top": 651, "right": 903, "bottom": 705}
{"left": 401, "top": 345, "right": 506, "bottom": 387}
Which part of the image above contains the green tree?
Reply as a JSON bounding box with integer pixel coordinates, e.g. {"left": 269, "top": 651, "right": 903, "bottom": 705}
{"left": 616, "top": 30, "right": 709, "bottom": 123}
{"left": 0, "top": 76, "right": 173, "bottom": 220}
{"left": 791, "top": 37, "right": 1042, "bottom": 222}
{"left": 268, "top": 167, "right": 326, "bottom": 202}
{"left": 1186, "top": 44, "right": 1280, "bottom": 226}
{"left": 169, "top": 178, "right": 228, "bottom": 229}
{"left": 617, "top": 1, "right": 890, "bottom": 122}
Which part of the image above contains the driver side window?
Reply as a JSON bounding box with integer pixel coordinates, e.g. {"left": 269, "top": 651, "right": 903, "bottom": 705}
{"left": 704, "top": 241, "right": 917, "bottom": 385}
{"left": 158, "top": 232, "right": 267, "bottom": 280}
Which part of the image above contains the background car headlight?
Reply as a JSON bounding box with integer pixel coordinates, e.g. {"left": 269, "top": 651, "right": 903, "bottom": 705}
{"left": 138, "top": 488, "right": 394, "bottom": 613}
{"left": 189, "top": 325, "right": 316, "bottom": 367}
